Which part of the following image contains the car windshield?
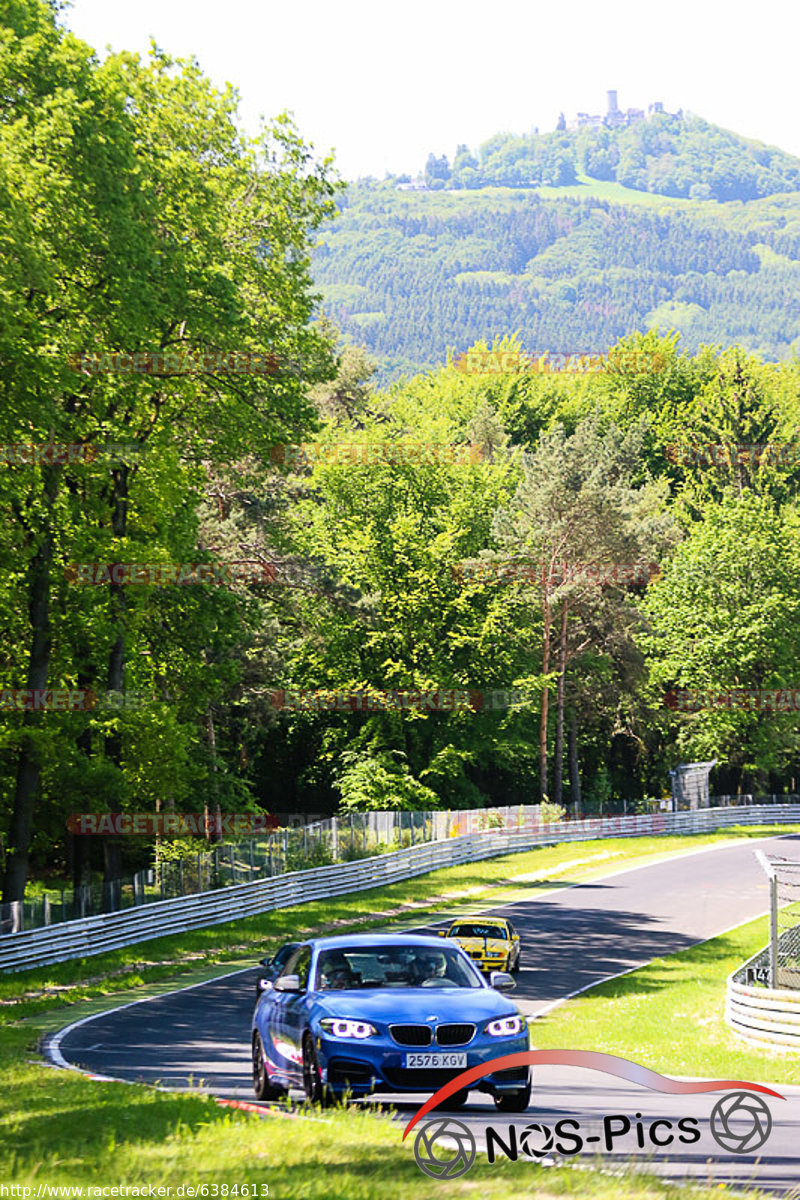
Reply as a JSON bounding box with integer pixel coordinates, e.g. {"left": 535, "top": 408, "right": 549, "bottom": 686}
{"left": 315, "top": 944, "right": 484, "bottom": 990}
{"left": 449, "top": 923, "right": 506, "bottom": 939}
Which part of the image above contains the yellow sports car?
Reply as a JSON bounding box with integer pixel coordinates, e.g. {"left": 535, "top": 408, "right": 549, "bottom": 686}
{"left": 441, "top": 917, "right": 521, "bottom": 974}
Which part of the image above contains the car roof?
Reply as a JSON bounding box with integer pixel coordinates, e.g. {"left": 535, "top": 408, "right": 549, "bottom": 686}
{"left": 449, "top": 917, "right": 509, "bottom": 928}
{"left": 448, "top": 921, "right": 510, "bottom": 931}
{"left": 306, "top": 933, "right": 452, "bottom": 952}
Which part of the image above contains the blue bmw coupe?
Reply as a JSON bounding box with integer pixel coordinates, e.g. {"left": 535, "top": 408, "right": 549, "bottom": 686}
{"left": 251, "top": 933, "right": 531, "bottom": 1110}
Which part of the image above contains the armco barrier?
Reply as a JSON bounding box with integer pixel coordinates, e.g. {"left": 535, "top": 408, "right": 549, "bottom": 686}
{"left": 2, "top": 803, "right": 799, "bottom": 973}
{"left": 727, "top": 946, "right": 800, "bottom": 1050}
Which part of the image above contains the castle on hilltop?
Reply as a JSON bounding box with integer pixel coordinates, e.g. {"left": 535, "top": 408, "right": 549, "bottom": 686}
{"left": 567, "top": 91, "right": 678, "bottom": 132}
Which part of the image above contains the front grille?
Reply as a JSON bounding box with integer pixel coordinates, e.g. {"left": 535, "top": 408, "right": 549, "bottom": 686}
{"left": 436, "top": 1023, "right": 476, "bottom": 1046}
{"left": 384, "top": 1067, "right": 467, "bottom": 1089}
{"left": 389, "top": 1024, "right": 433, "bottom": 1047}
{"left": 491, "top": 1065, "right": 529, "bottom": 1082}
{"left": 327, "top": 1058, "right": 375, "bottom": 1085}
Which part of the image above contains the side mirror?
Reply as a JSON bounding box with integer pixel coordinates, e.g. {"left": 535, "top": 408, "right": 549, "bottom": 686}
{"left": 256, "top": 977, "right": 273, "bottom": 995}
{"left": 489, "top": 971, "right": 516, "bottom": 993}
{"left": 437, "top": 930, "right": 447, "bottom": 937}
{"left": 274, "top": 973, "right": 302, "bottom": 993}
{"left": 260, "top": 956, "right": 273, "bottom": 967}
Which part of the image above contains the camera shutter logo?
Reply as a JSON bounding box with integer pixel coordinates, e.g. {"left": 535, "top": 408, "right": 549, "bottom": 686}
{"left": 710, "top": 1092, "right": 772, "bottom": 1154}
{"left": 519, "top": 1122, "right": 555, "bottom": 1158}
{"left": 414, "top": 1117, "right": 476, "bottom": 1180}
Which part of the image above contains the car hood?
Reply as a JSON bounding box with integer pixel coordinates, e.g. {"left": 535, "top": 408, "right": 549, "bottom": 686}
{"left": 311, "top": 986, "right": 518, "bottom": 1023}
{"left": 453, "top": 937, "right": 508, "bottom": 951}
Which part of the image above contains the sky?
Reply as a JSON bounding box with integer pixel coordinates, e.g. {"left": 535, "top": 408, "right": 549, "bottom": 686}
{"left": 62, "top": 0, "right": 800, "bottom": 180}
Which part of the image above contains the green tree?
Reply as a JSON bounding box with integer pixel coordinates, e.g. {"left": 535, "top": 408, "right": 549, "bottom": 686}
{"left": 639, "top": 495, "right": 800, "bottom": 782}
{"left": 492, "top": 414, "right": 675, "bottom": 803}
{"left": 0, "top": 1, "right": 338, "bottom": 903}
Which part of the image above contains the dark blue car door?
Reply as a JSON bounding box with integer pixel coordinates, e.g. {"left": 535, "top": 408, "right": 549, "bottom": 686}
{"left": 280, "top": 945, "right": 312, "bottom": 1082}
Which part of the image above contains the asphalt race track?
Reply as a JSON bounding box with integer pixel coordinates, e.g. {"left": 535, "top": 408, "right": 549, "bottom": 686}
{"left": 51, "top": 834, "right": 800, "bottom": 1192}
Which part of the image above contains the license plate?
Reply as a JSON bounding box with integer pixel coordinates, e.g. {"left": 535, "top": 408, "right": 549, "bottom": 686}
{"left": 404, "top": 1052, "right": 468, "bottom": 1069}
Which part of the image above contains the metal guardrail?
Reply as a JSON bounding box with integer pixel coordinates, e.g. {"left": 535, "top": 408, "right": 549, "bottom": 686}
{"left": 2, "top": 802, "right": 800, "bottom": 974}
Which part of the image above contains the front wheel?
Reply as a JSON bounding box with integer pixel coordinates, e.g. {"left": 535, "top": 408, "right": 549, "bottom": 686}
{"left": 494, "top": 1081, "right": 531, "bottom": 1113}
{"left": 439, "top": 1087, "right": 470, "bottom": 1110}
{"left": 303, "top": 1033, "right": 337, "bottom": 1107}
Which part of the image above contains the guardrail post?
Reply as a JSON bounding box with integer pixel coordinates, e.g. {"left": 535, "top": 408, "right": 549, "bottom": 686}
{"left": 769, "top": 874, "right": 778, "bottom": 988}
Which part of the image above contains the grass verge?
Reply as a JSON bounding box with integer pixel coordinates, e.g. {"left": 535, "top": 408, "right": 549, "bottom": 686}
{"left": 531, "top": 913, "right": 800, "bottom": 1085}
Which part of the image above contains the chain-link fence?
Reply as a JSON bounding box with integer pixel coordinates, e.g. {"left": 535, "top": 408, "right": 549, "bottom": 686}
{"left": 756, "top": 851, "right": 800, "bottom": 989}
{"left": 0, "top": 806, "right": 533, "bottom": 934}
{"left": 4, "top": 799, "right": 798, "bottom": 937}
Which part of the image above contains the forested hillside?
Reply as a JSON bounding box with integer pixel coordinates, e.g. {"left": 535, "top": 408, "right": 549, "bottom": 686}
{"left": 313, "top": 184, "right": 800, "bottom": 380}
{"left": 423, "top": 112, "right": 800, "bottom": 201}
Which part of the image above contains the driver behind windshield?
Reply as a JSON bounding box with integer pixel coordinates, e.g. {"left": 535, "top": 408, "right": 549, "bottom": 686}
{"left": 318, "top": 951, "right": 356, "bottom": 990}
{"left": 413, "top": 951, "right": 448, "bottom": 984}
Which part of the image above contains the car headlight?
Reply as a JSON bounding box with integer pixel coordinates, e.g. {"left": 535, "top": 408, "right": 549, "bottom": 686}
{"left": 319, "top": 1018, "right": 377, "bottom": 1039}
{"left": 486, "top": 1015, "right": 525, "bottom": 1037}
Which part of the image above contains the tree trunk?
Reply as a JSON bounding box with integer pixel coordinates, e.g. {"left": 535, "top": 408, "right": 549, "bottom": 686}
{"left": 553, "top": 602, "right": 569, "bottom": 807}
{"left": 207, "top": 706, "right": 222, "bottom": 843}
{"left": 73, "top": 661, "right": 95, "bottom": 904}
{"left": 1, "top": 471, "right": 57, "bottom": 904}
{"left": 568, "top": 707, "right": 581, "bottom": 814}
{"left": 102, "top": 466, "right": 129, "bottom": 905}
{"left": 539, "top": 576, "right": 551, "bottom": 803}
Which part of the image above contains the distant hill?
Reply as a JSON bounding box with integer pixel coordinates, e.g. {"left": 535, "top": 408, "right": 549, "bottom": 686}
{"left": 312, "top": 166, "right": 800, "bottom": 382}
{"left": 417, "top": 112, "right": 800, "bottom": 203}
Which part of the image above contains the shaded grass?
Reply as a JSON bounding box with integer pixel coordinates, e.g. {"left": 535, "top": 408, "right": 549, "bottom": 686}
{"left": 532, "top": 914, "right": 800, "bottom": 1085}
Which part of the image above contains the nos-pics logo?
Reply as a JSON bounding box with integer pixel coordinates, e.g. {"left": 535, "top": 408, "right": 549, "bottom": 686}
{"left": 404, "top": 1050, "right": 782, "bottom": 1181}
